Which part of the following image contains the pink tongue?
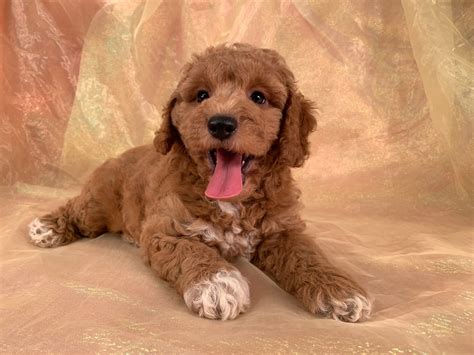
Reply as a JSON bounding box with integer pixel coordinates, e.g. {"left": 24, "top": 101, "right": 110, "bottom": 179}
{"left": 205, "top": 149, "right": 243, "bottom": 200}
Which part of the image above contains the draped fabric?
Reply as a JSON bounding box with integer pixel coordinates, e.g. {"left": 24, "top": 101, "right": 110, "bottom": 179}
{"left": 1, "top": 1, "right": 472, "bottom": 353}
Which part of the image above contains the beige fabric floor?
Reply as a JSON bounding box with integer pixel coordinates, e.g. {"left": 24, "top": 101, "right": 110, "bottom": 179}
{"left": 0, "top": 191, "right": 472, "bottom": 353}
{"left": 1, "top": 192, "right": 473, "bottom": 353}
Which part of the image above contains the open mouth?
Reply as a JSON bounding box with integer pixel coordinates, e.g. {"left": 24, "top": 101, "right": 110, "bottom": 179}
{"left": 205, "top": 149, "right": 254, "bottom": 200}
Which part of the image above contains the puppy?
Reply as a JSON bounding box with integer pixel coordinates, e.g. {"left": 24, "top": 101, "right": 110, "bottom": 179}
{"left": 29, "top": 43, "right": 372, "bottom": 322}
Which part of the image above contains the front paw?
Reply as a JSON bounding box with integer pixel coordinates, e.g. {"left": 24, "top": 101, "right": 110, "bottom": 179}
{"left": 302, "top": 277, "right": 372, "bottom": 322}
{"left": 183, "top": 270, "right": 250, "bottom": 320}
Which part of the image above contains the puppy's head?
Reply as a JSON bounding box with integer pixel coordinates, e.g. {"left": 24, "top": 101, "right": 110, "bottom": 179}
{"left": 154, "top": 44, "right": 316, "bottom": 201}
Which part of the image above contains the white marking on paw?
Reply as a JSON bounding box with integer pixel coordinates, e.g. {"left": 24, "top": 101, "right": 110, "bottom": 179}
{"left": 183, "top": 270, "right": 250, "bottom": 320}
{"left": 323, "top": 293, "right": 372, "bottom": 323}
{"left": 28, "top": 218, "right": 60, "bottom": 248}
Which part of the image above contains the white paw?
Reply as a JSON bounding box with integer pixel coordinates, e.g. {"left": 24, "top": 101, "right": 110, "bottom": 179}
{"left": 183, "top": 270, "right": 250, "bottom": 320}
{"left": 28, "top": 218, "right": 60, "bottom": 248}
{"left": 318, "top": 292, "right": 372, "bottom": 322}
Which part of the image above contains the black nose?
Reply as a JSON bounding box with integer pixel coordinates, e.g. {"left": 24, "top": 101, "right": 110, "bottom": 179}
{"left": 207, "top": 115, "right": 238, "bottom": 140}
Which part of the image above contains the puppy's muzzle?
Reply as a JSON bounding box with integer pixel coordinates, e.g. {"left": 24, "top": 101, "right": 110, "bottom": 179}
{"left": 208, "top": 115, "right": 237, "bottom": 140}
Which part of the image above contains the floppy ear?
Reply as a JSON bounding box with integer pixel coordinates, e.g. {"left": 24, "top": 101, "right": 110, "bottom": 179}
{"left": 278, "top": 91, "right": 317, "bottom": 167}
{"left": 153, "top": 96, "right": 179, "bottom": 154}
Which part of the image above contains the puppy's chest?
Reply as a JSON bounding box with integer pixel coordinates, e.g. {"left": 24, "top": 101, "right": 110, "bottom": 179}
{"left": 186, "top": 202, "right": 261, "bottom": 259}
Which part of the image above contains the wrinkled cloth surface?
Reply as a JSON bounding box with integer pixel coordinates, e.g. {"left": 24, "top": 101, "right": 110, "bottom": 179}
{"left": 1, "top": 0, "right": 473, "bottom": 353}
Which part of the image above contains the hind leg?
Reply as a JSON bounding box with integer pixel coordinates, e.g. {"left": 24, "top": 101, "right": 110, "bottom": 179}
{"left": 28, "top": 193, "right": 110, "bottom": 248}
{"left": 28, "top": 215, "right": 71, "bottom": 248}
{"left": 28, "top": 159, "right": 125, "bottom": 248}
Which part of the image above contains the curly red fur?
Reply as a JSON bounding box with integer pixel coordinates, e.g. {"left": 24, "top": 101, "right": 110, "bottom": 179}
{"left": 29, "top": 43, "right": 371, "bottom": 322}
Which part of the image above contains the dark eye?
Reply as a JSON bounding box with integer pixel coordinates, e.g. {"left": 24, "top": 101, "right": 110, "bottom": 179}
{"left": 250, "top": 91, "right": 266, "bottom": 105}
{"left": 196, "top": 90, "right": 210, "bottom": 103}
